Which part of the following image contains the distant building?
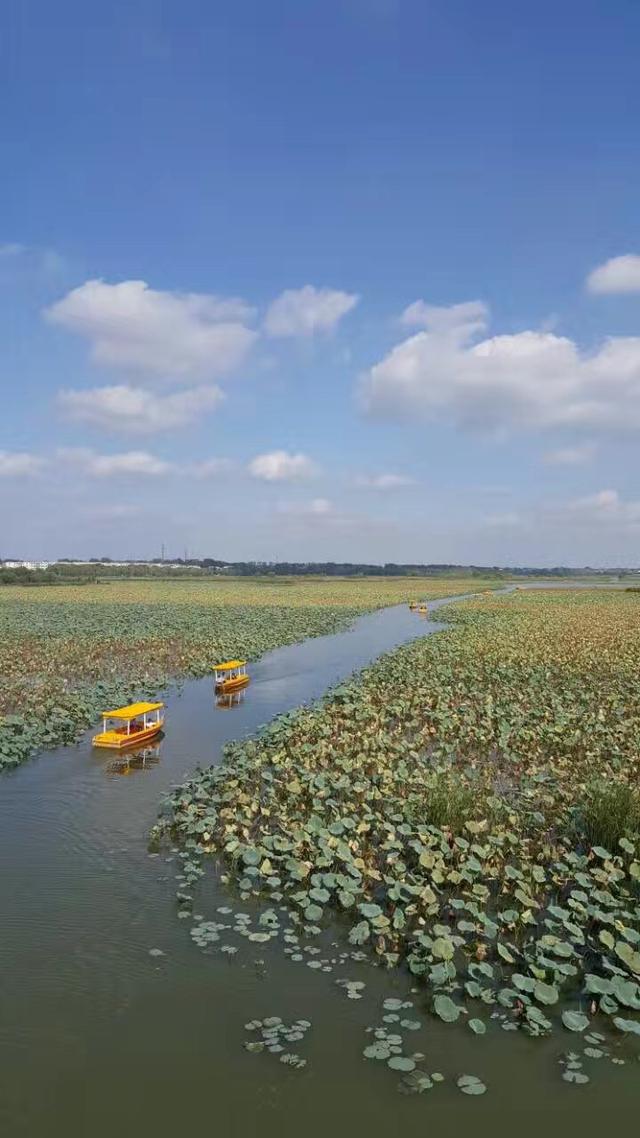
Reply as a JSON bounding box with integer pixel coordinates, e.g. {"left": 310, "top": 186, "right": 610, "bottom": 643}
{"left": 1, "top": 560, "right": 51, "bottom": 570}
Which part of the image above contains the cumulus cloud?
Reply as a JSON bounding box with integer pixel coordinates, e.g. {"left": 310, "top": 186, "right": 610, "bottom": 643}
{"left": 264, "top": 285, "right": 359, "bottom": 337}
{"left": 355, "top": 472, "right": 417, "bottom": 489}
{"left": 400, "top": 299, "right": 488, "bottom": 335}
{"left": 58, "top": 383, "right": 223, "bottom": 433}
{"left": 0, "top": 451, "right": 45, "bottom": 476}
{"left": 560, "top": 488, "right": 640, "bottom": 528}
{"left": 586, "top": 254, "right": 640, "bottom": 295}
{"left": 45, "top": 279, "right": 256, "bottom": 381}
{"left": 543, "top": 442, "right": 596, "bottom": 466}
{"left": 361, "top": 300, "right": 640, "bottom": 432}
{"left": 58, "top": 448, "right": 171, "bottom": 477}
{"left": 248, "top": 450, "right": 317, "bottom": 482}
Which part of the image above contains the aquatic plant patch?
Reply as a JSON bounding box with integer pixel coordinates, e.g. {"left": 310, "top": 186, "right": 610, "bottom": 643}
{"left": 0, "top": 576, "right": 487, "bottom": 770}
{"left": 160, "top": 590, "right": 640, "bottom": 1074}
{"left": 243, "top": 1017, "right": 311, "bottom": 1068}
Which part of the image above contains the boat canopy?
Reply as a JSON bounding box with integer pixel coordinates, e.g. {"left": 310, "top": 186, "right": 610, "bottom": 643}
{"left": 214, "top": 660, "right": 246, "bottom": 672}
{"left": 101, "top": 701, "right": 164, "bottom": 720}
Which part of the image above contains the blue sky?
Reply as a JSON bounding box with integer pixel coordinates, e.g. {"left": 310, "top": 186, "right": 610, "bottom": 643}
{"left": 2, "top": 0, "right": 640, "bottom": 565}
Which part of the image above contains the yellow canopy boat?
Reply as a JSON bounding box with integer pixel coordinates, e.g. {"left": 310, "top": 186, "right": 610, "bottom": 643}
{"left": 213, "top": 660, "right": 250, "bottom": 694}
{"left": 92, "top": 701, "right": 164, "bottom": 749}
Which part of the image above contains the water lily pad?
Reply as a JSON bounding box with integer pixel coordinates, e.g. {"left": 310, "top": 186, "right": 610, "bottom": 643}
{"left": 562, "top": 1069, "right": 589, "bottom": 1084}
{"left": 561, "top": 1011, "right": 590, "bottom": 1033}
{"left": 434, "top": 994, "right": 462, "bottom": 1023}
{"left": 457, "top": 1074, "right": 487, "bottom": 1095}
{"left": 388, "top": 1056, "right": 416, "bottom": 1072}
{"left": 612, "top": 1016, "right": 640, "bottom": 1036}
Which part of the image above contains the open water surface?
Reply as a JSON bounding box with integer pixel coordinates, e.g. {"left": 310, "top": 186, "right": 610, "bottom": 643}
{"left": 0, "top": 594, "right": 638, "bottom": 1136}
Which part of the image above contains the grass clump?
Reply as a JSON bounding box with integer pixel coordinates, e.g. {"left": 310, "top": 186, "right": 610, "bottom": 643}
{"left": 575, "top": 779, "right": 640, "bottom": 851}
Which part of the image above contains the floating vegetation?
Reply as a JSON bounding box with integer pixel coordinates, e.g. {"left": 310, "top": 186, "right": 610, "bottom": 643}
{"left": 363, "top": 1000, "right": 445, "bottom": 1092}
{"left": 160, "top": 589, "right": 640, "bottom": 1084}
{"left": 243, "top": 1017, "right": 311, "bottom": 1069}
{"left": 0, "top": 576, "right": 489, "bottom": 770}
{"left": 457, "top": 1074, "right": 487, "bottom": 1095}
{"left": 336, "top": 978, "right": 366, "bottom": 999}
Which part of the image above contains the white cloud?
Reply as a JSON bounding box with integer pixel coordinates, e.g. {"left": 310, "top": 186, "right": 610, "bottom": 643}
{"left": 480, "top": 488, "right": 640, "bottom": 540}
{"left": 276, "top": 497, "right": 334, "bottom": 517}
{"left": 561, "top": 488, "right": 640, "bottom": 528}
{"left": 58, "top": 383, "right": 223, "bottom": 433}
{"left": 0, "top": 451, "right": 45, "bottom": 476}
{"left": 355, "top": 472, "right": 417, "bottom": 489}
{"left": 189, "top": 457, "right": 237, "bottom": 478}
{"left": 0, "top": 243, "right": 26, "bottom": 258}
{"left": 400, "top": 299, "right": 488, "bottom": 335}
{"left": 304, "top": 497, "right": 332, "bottom": 516}
{"left": 58, "top": 448, "right": 171, "bottom": 477}
{"left": 543, "top": 442, "right": 596, "bottom": 466}
{"left": 0, "top": 243, "right": 67, "bottom": 281}
{"left": 361, "top": 300, "right": 640, "bottom": 432}
{"left": 45, "top": 279, "right": 256, "bottom": 381}
{"left": 248, "top": 450, "right": 317, "bottom": 482}
{"left": 586, "top": 254, "right": 640, "bottom": 295}
{"left": 264, "top": 285, "right": 359, "bottom": 337}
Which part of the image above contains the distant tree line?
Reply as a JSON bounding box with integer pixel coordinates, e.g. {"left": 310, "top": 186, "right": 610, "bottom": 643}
{"left": 1, "top": 559, "right": 637, "bottom": 586}
{"left": 199, "top": 561, "right": 632, "bottom": 578}
{"left": 0, "top": 566, "right": 96, "bottom": 586}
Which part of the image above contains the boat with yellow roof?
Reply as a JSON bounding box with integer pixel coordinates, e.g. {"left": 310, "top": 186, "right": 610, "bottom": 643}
{"left": 92, "top": 701, "right": 165, "bottom": 749}
{"left": 213, "top": 660, "right": 250, "bottom": 694}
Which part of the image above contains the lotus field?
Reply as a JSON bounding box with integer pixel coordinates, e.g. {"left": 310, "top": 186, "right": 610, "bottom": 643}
{"left": 0, "top": 576, "right": 486, "bottom": 770}
{"left": 162, "top": 590, "right": 640, "bottom": 1083}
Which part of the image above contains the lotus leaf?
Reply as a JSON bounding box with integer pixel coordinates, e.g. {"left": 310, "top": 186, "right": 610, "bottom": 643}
{"left": 561, "top": 1011, "right": 590, "bottom": 1033}
{"left": 612, "top": 1016, "right": 640, "bottom": 1035}
{"left": 433, "top": 995, "right": 462, "bottom": 1023}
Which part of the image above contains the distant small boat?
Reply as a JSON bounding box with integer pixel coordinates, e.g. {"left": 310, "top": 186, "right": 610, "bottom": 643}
{"left": 213, "top": 660, "right": 250, "bottom": 694}
{"left": 92, "top": 701, "right": 164, "bottom": 749}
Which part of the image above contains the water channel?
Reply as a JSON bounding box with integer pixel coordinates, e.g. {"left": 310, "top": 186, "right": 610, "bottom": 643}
{"left": 0, "top": 594, "right": 637, "bottom": 1136}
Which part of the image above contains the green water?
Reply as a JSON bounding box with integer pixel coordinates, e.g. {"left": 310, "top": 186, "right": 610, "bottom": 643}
{"left": 0, "top": 599, "right": 637, "bottom": 1137}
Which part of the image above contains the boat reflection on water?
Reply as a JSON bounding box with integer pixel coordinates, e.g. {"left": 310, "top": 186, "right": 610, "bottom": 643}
{"left": 105, "top": 739, "right": 163, "bottom": 776}
{"left": 215, "top": 690, "right": 246, "bottom": 711}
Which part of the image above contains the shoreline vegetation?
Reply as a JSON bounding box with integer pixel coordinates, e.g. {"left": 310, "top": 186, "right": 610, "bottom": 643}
{"left": 160, "top": 589, "right": 640, "bottom": 1066}
{"left": 0, "top": 576, "right": 496, "bottom": 771}
{"left": 1, "top": 559, "right": 637, "bottom": 588}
